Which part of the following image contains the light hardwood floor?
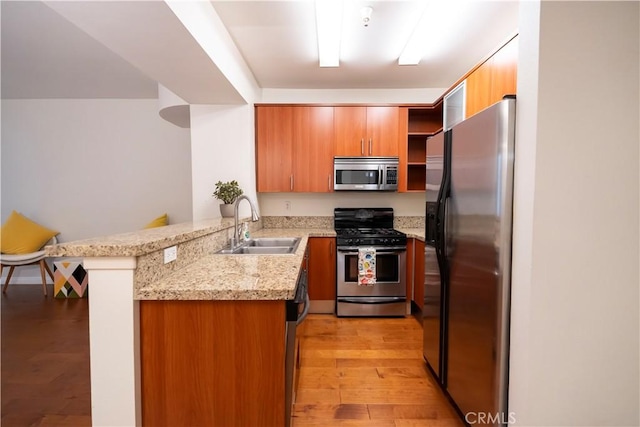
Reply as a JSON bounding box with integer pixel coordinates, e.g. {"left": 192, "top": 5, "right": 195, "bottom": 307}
{"left": 293, "top": 314, "right": 463, "bottom": 427}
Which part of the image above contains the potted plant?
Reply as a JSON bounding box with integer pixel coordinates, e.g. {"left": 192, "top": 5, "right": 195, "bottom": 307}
{"left": 213, "top": 180, "right": 243, "bottom": 217}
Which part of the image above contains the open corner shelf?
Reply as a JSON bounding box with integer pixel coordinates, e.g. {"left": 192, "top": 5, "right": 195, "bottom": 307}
{"left": 405, "top": 102, "right": 442, "bottom": 192}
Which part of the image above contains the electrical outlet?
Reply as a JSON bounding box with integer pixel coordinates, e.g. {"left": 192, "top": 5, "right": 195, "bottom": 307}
{"left": 163, "top": 246, "right": 177, "bottom": 264}
{"left": 285, "top": 201, "right": 291, "bottom": 211}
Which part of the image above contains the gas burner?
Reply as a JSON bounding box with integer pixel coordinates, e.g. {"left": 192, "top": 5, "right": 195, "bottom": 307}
{"left": 334, "top": 208, "right": 407, "bottom": 248}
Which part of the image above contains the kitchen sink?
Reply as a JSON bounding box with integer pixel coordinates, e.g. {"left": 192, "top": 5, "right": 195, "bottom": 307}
{"left": 246, "top": 237, "right": 299, "bottom": 247}
{"left": 215, "top": 237, "right": 301, "bottom": 255}
{"left": 233, "top": 246, "right": 295, "bottom": 255}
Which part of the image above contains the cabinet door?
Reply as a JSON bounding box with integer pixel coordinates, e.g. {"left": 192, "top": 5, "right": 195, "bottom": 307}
{"left": 406, "top": 238, "right": 415, "bottom": 305}
{"left": 465, "top": 60, "right": 492, "bottom": 118}
{"left": 414, "top": 239, "right": 425, "bottom": 311}
{"left": 334, "top": 106, "right": 367, "bottom": 156}
{"left": 141, "top": 300, "right": 286, "bottom": 426}
{"left": 366, "top": 106, "right": 399, "bottom": 156}
{"left": 293, "top": 106, "right": 335, "bottom": 192}
{"left": 307, "top": 237, "right": 336, "bottom": 301}
{"left": 489, "top": 36, "right": 518, "bottom": 105}
{"left": 256, "top": 106, "right": 294, "bottom": 192}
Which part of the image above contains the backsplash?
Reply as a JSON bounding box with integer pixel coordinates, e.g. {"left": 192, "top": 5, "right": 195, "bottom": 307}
{"left": 262, "top": 216, "right": 333, "bottom": 229}
{"left": 394, "top": 216, "right": 424, "bottom": 229}
{"left": 262, "top": 215, "right": 423, "bottom": 229}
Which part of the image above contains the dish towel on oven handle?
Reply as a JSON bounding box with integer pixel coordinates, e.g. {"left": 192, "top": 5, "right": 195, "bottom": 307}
{"left": 358, "top": 247, "right": 376, "bottom": 286}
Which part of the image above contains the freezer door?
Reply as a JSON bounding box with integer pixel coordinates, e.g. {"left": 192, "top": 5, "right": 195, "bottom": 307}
{"left": 445, "top": 98, "right": 515, "bottom": 425}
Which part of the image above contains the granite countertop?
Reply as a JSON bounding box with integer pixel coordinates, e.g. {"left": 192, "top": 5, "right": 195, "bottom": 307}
{"left": 45, "top": 217, "right": 238, "bottom": 257}
{"left": 136, "top": 228, "right": 336, "bottom": 301}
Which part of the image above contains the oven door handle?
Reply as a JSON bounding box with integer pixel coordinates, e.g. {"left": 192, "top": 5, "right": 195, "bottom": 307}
{"left": 337, "top": 247, "right": 407, "bottom": 254}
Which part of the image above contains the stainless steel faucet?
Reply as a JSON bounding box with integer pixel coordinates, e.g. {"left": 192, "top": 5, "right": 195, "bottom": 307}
{"left": 231, "top": 195, "right": 260, "bottom": 248}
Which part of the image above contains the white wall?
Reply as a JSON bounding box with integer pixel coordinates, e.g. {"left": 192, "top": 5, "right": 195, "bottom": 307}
{"left": 190, "top": 104, "right": 257, "bottom": 221}
{"left": 510, "top": 2, "right": 639, "bottom": 426}
{"left": 1, "top": 99, "right": 192, "bottom": 282}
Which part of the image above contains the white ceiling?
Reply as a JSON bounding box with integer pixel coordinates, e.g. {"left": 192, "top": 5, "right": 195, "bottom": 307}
{"left": 1, "top": 0, "right": 519, "bottom": 101}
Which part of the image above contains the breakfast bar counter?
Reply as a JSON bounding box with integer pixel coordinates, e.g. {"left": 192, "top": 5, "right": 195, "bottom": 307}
{"left": 45, "top": 218, "right": 335, "bottom": 427}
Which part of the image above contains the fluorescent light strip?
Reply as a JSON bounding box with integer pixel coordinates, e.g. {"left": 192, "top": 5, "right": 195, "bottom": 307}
{"left": 315, "top": 0, "right": 343, "bottom": 67}
{"left": 399, "top": 1, "right": 465, "bottom": 66}
{"left": 398, "top": 2, "right": 430, "bottom": 65}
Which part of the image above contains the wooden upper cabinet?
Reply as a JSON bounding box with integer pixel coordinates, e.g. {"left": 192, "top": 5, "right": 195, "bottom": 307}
{"left": 292, "top": 106, "right": 335, "bottom": 192}
{"left": 465, "top": 35, "right": 519, "bottom": 119}
{"left": 334, "top": 106, "right": 367, "bottom": 156}
{"left": 334, "top": 106, "right": 399, "bottom": 156}
{"left": 366, "top": 106, "right": 400, "bottom": 156}
{"left": 256, "top": 105, "right": 335, "bottom": 193}
{"left": 465, "top": 60, "right": 492, "bottom": 118}
{"left": 256, "top": 106, "right": 294, "bottom": 192}
{"left": 489, "top": 36, "right": 518, "bottom": 104}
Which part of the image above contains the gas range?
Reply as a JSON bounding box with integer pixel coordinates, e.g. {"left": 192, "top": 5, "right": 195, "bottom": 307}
{"left": 334, "top": 207, "right": 408, "bottom": 317}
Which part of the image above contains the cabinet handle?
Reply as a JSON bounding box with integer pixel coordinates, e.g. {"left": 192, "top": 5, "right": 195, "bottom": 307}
{"left": 330, "top": 241, "right": 334, "bottom": 257}
{"left": 328, "top": 175, "right": 331, "bottom": 191}
{"left": 360, "top": 139, "right": 364, "bottom": 156}
{"left": 290, "top": 175, "right": 294, "bottom": 191}
{"left": 369, "top": 138, "right": 372, "bottom": 155}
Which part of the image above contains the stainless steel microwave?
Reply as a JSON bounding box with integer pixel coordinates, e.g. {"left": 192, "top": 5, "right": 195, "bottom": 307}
{"left": 333, "top": 156, "right": 399, "bottom": 191}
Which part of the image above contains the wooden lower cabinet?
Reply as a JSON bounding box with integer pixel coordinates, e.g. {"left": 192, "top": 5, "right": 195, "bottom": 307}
{"left": 140, "top": 300, "right": 286, "bottom": 427}
{"left": 307, "top": 237, "right": 336, "bottom": 313}
{"left": 414, "top": 239, "right": 425, "bottom": 311}
{"left": 406, "top": 238, "right": 415, "bottom": 305}
{"left": 407, "top": 238, "right": 426, "bottom": 312}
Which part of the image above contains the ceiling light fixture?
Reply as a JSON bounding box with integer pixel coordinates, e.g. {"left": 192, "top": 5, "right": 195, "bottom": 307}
{"left": 315, "top": 0, "right": 343, "bottom": 67}
{"left": 398, "top": 3, "right": 430, "bottom": 66}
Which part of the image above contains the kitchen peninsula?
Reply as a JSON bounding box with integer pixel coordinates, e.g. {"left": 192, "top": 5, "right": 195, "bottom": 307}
{"left": 46, "top": 218, "right": 334, "bottom": 427}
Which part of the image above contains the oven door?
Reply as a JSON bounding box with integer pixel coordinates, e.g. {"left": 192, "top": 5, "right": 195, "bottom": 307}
{"left": 336, "top": 247, "right": 406, "bottom": 297}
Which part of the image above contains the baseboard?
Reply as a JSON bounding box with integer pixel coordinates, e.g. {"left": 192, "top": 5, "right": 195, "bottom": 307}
{"left": 309, "top": 300, "right": 335, "bottom": 314}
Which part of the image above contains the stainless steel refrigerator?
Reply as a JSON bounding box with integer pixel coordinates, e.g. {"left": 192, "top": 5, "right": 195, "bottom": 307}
{"left": 423, "top": 97, "right": 516, "bottom": 426}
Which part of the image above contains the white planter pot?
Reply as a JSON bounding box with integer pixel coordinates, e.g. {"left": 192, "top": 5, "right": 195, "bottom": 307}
{"left": 219, "top": 204, "right": 234, "bottom": 218}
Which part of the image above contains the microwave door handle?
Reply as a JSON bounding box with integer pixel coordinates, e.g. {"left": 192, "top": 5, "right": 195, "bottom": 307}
{"left": 379, "top": 167, "right": 383, "bottom": 186}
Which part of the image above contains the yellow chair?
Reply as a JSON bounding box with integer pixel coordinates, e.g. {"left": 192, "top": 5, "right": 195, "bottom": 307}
{"left": 1, "top": 236, "right": 57, "bottom": 296}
